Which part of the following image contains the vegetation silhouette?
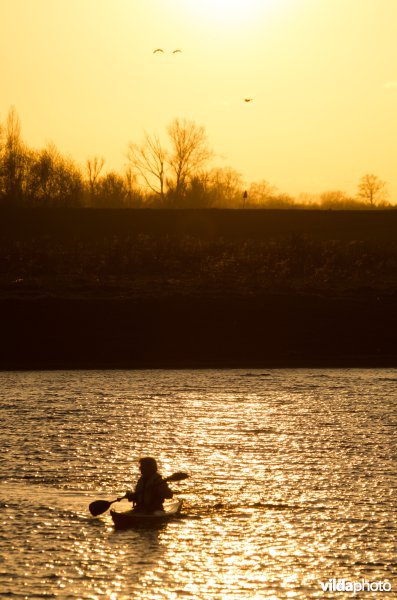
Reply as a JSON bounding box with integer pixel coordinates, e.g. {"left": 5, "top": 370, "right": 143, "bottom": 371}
{"left": 1, "top": 209, "right": 397, "bottom": 301}
{"left": 0, "top": 106, "right": 393, "bottom": 209}
{"left": 1, "top": 107, "right": 396, "bottom": 370}
{"left": 2, "top": 208, "right": 397, "bottom": 369}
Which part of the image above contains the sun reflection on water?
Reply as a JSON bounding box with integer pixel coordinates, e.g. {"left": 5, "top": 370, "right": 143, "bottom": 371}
{"left": 0, "top": 369, "right": 396, "bottom": 598}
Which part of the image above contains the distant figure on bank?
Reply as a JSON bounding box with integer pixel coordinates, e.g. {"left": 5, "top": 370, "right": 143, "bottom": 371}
{"left": 243, "top": 190, "right": 248, "bottom": 207}
{"left": 126, "top": 457, "right": 173, "bottom": 513}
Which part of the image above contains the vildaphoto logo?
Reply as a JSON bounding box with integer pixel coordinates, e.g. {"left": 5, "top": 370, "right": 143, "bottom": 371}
{"left": 320, "top": 579, "right": 392, "bottom": 593}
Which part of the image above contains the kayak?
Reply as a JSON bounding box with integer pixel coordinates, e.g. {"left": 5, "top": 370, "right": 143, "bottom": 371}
{"left": 110, "top": 499, "right": 183, "bottom": 529}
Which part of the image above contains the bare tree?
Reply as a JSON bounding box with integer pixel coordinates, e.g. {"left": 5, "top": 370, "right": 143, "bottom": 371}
{"left": 357, "top": 174, "right": 388, "bottom": 207}
{"left": 0, "top": 120, "right": 4, "bottom": 155}
{"left": 26, "top": 147, "right": 53, "bottom": 203}
{"left": 167, "top": 118, "right": 213, "bottom": 199}
{"left": 124, "top": 167, "right": 144, "bottom": 207}
{"left": 208, "top": 167, "right": 244, "bottom": 207}
{"left": 86, "top": 156, "right": 105, "bottom": 198}
{"left": 96, "top": 172, "right": 126, "bottom": 208}
{"left": 1, "top": 106, "right": 27, "bottom": 203}
{"left": 26, "top": 143, "right": 83, "bottom": 206}
{"left": 127, "top": 133, "right": 167, "bottom": 200}
{"left": 248, "top": 180, "right": 277, "bottom": 206}
{"left": 5, "top": 106, "right": 21, "bottom": 151}
{"left": 318, "top": 190, "right": 374, "bottom": 209}
{"left": 183, "top": 172, "right": 215, "bottom": 208}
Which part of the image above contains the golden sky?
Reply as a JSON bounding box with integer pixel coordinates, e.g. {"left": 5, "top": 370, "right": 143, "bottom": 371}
{"left": 1, "top": 0, "right": 397, "bottom": 200}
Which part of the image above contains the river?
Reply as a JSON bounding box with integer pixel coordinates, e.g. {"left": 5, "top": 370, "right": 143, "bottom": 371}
{"left": 0, "top": 369, "right": 396, "bottom": 598}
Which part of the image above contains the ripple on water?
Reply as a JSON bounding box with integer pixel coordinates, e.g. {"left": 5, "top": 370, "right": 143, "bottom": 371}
{"left": 0, "top": 369, "right": 396, "bottom": 598}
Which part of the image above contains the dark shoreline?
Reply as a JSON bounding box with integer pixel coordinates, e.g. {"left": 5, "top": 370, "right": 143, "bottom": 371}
{"left": 2, "top": 292, "right": 397, "bottom": 370}
{"left": 2, "top": 207, "right": 397, "bottom": 241}
{"left": 2, "top": 208, "right": 397, "bottom": 370}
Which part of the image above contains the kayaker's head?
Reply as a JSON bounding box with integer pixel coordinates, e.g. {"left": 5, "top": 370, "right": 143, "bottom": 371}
{"left": 139, "top": 456, "right": 158, "bottom": 478}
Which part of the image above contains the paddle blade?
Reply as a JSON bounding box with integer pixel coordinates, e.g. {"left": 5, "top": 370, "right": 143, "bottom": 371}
{"left": 166, "top": 471, "right": 189, "bottom": 482}
{"left": 89, "top": 499, "right": 112, "bottom": 516}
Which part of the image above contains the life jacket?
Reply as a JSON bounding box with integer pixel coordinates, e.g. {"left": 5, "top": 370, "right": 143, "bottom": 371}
{"left": 134, "top": 473, "right": 170, "bottom": 512}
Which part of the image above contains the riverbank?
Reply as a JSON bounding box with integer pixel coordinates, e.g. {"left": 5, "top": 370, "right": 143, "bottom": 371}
{"left": 2, "top": 207, "right": 397, "bottom": 241}
{"left": 2, "top": 290, "right": 397, "bottom": 369}
{"left": 2, "top": 208, "right": 397, "bottom": 369}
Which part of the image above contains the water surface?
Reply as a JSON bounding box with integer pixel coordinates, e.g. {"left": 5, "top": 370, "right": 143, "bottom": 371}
{"left": 0, "top": 369, "right": 396, "bottom": 598}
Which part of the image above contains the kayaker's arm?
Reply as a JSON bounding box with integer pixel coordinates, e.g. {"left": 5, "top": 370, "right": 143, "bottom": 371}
{"left": 159, "top": 479, "right": 173, "bottom": 500}
{"left": 125, "top": 490, "right": 137, "bottom": 502}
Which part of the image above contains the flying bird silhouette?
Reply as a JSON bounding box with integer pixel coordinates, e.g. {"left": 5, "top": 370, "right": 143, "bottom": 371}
{"left": 244, "top": 98, "right": 254, "bottom": 102}
{"left": 172, "top": 49, "right": 182, "bottom": 54}
{"left": 153, "top": 48, "right": 164, "bottom": 54}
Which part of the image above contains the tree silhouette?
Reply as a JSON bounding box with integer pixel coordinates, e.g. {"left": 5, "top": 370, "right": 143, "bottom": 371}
{"left": 167, "top": 118, "right": 212, "bottom": 200}
{"left": 0, "top": 106, "right": 26, "bottom": 204}
{"left": 26, "top": 143, "right": 83, "bottom": 206}
{"left": 127, "top": 133, "right": 167, "bottom": 201}
{"left": 357, "top": 174, "right": 388, "bottom": 207}
{"left": 124, "top": 167, "right": 144, "bottom": 207}
{"left": 96, "top": 172, "right": 127, "bottom": 208}
{"left": 208, "top": 167, "right": 244, "bottom": 207}
{"left": 86, "top": 156, "right": 105, "bottom": 201}
{"left": 248, "top": 180, "right": 277, "bottom": 206}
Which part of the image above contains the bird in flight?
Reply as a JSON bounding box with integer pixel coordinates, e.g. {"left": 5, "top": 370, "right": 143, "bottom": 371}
{"left": 172, "top": 49, "right": 182, "bottom": 54}
{"left": 244, "top": 98, "right": 254, "bottom": 103}
{"left": 153, "top": 48, "right": 164, "bottom": 54}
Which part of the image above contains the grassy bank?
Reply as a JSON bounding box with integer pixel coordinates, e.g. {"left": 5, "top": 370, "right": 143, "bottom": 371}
{"left": 2, "top": 208, "right": 397, "bottom": 297}
{"left": 1, "top": 209, "right": 397, "bottom": 368}
{"left": 2, "top": 207, "right": 397, "bottom": 242}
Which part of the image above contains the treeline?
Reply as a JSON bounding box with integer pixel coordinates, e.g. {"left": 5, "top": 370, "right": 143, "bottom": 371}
{"left": 0, "top": 106, "right": 392, "bottom": 209}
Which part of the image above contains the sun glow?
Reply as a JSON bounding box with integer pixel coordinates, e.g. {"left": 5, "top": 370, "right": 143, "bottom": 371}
{"left": 183, "top": 0, "right": 275, "bottom": 27}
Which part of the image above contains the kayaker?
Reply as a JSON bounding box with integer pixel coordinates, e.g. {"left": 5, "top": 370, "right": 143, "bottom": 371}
{"left": 126, "top": 457, "right": 173, "bottom": 513}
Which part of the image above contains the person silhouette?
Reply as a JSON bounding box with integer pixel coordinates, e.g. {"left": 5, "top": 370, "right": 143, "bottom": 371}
{"left": 126, "top": 457, "right": 173, "bottom": 513}
{"left": 243, "top": 190, "right": 248, "bottom": 207}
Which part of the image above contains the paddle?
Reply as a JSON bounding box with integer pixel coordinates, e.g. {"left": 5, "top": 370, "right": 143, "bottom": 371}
{"left": 89, "top": 471, "right": 189, "bottom": 516}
